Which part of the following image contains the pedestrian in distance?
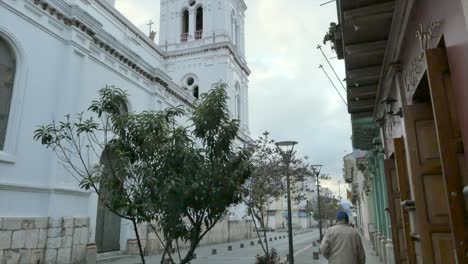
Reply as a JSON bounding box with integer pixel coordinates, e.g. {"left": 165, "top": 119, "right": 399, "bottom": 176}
{"left": 319, "top": 211, "right": 366, "bottom": 264}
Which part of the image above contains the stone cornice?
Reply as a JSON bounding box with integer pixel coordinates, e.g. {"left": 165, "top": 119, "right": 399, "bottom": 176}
{"left": 28, "top": 0, "right": 195, "bottom": 108}
{"left": 235, "top": 0, "right": 248, "bottom": 11}
{"left": 166, "top": 41, "right": 251, "bottom": 76}
{"left": 0, "top": 182, "right": 91, "bottom": 196}
{"left": 92, "top": 0, "right": 166, "bottom": 57}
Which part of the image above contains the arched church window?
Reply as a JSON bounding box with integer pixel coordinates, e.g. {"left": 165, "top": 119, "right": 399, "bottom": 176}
{"left": 183, "top": 75, "right": 199, "bottom": 99}
{"left": 235, "top": 22, "right": 240, "bottom": 49}
{"left": 0, "top": 37, "right": 16, "bottom": 151}
{"left": 195, "top": 6, "right": 203, "bottom": 40}
{"left": 193, "top": 86, "right": 199, "bottom": 99}
{"left": 235, "top": 83, "right": 241, "bottom": 120}
{"left": 119, "top": 102, "right": 128, "bottom": 115}
{"left": 186, "top": 76, "right": 195, "bottom": 86}
{"left": 231, "top": 11, "right": 237, "bottom": 45}
{"left": 181, "top": 9, "right": 189, "bottom": 42}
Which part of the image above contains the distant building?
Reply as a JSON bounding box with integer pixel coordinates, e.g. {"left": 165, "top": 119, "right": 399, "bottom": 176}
{"left": 343, "top": 153, "right": 376, "bottom": 243}
{"left": 266, "top": 179, "right": 318, "bottom": 230}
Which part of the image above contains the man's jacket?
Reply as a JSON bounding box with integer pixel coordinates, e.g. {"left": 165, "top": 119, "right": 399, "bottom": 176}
{"left": 319, "top": 223, "right": 366, "bottom": 264}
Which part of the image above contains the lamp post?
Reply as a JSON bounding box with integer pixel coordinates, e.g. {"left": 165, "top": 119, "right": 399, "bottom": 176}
{"left": 312, "top": 165, "right": 323, "bottom": 241}
{"left": 275, "top": 141, "right": 298, "bottom": 264}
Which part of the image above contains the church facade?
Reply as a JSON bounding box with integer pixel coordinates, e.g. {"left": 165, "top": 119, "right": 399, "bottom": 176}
{"left": 0, "top": 0, "right": 250, "bottom": 262}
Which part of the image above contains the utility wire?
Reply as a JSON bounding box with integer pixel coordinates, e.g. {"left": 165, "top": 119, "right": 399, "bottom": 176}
{"left": 317, "top": 45, "right": 350, "bottom": 95}
{"left": 320, "top": 0, "right": 336, "bottom": 6}
{"left": 319, "top": 64, "right": 348, "bottom": 106}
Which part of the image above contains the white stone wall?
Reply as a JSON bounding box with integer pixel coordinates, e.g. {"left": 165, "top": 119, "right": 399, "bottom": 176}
{"left": 0, "top": 217, "right": 90, "bottom": 264}
{"left": 126, "top": 220, "right": 254, "bottom": 255}
{"left": 343, "top": 154, "right": 376, "bottom": 242}
{"left": 355, "top": 165, "right": 374, "bottom": 241}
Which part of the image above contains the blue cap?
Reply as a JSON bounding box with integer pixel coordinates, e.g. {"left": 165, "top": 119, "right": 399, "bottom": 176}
{"left": 336, "top": 211, "right": 349, "bottom": 221}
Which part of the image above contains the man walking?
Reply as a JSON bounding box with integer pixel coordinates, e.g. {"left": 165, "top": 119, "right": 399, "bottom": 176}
{"left": 319, "top": 211, "right": 366, "bottom": 264}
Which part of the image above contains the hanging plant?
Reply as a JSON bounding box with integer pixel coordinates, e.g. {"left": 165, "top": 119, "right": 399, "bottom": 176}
{"left": 323, "top": 22, "right": 340, "bottom": 52}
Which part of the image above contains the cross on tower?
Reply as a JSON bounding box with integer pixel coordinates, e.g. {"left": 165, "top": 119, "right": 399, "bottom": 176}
{"left": 262, "top": 131, "right": 270, "bottom": 142}
{"left": 147, "top": 20, "right": 155, "bottom": 35}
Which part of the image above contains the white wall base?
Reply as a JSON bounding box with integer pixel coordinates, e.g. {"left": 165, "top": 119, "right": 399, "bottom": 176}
{"left": 386, "top": 239, "right": 395, "bottom": 264}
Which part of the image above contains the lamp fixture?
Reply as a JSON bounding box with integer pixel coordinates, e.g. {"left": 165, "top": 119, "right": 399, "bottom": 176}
{"left": 375, "top": 117, "right": 385, "bottom": 127}
{"left": 372, "top": 137, "right": 384, "bottom": 153}
{"left": 381, "top": 97, "right": 403, "bottom": 118}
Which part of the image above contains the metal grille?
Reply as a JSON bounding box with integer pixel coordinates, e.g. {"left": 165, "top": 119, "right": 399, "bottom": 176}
{"left": 0, "top": 37, "right": 16, "bottom": 150}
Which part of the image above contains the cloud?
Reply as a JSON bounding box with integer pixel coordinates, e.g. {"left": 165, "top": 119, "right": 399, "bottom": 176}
{"left": 115, "top": 0, "right": 352, "bottom": 196}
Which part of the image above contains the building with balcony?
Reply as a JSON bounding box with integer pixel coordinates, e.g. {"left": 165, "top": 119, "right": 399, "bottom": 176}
{"left": 334, "top": 0, "right": 468, "bottom": 263}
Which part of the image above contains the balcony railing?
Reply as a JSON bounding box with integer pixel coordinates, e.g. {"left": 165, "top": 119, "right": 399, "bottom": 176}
{"left": 180, "top": 33, "right": 188, "bottom": 42}
{"left": 195, "top": 30, "right": 203, "bottom": 40}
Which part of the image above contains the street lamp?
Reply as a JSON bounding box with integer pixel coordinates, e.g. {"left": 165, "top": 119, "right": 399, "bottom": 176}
{"left": 311, "top": 165, "right": 323, "bottom": 241}
{"left": 275, "top": 140, "right": 298, "bottom": 264}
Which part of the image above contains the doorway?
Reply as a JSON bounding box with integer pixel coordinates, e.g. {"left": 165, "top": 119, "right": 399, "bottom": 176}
{"left": 95, "top": 150, "right": 121, "bottom": 253}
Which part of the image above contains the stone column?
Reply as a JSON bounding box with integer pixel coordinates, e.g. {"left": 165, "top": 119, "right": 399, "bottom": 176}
{"left": 189, "top": 8, "right": 196, "bottom": 41}
{"left": 380, "top": 236, "right": 388, "bottom": 264}
{"left": 374, "top": 233, "right": 381, "bottom": 257}
{"left": 386, "top": 239, "right": 395, "bottom": 264}
{"left": 240, "top": 16, "right": 246, "bottom": 57}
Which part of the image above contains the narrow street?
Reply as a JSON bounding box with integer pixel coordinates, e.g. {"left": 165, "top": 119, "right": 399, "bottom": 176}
{"left": 98, "top": 229, "right": 379, "bottom": 264}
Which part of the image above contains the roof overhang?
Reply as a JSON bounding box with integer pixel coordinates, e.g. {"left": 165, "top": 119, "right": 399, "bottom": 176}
{"left": 336, "top": 0, "right": 395, "bottom": 150}
{"left": 337, "top": 0, "right": 394, "bottom": 117}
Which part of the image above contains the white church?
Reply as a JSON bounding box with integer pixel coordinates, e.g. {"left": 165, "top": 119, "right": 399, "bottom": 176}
{"left": 0, "top": 0, "right": 250, "bottom": 263}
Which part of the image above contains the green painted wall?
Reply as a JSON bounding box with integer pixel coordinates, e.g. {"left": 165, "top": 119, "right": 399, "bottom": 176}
{"left": 367, "top": 151, "right": 392, "bottom": 239}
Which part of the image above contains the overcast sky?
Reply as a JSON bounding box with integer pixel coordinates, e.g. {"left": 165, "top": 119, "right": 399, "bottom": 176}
{"left": 115, "top": 0, "right": 352, "bottom": 197}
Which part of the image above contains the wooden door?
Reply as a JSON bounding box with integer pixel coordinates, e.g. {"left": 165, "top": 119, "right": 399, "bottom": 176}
{"left": 403, "top": 103, "right": 455, "bottom": 263}
{"left": 384, "top": 158, "right": 408, "bottom": 263}
{"left": 96, "top": 150, "right": 121, "bottom": 253}
{"left": 96, "top": 190, "right": 122, "bottom": 253}
{"left": 394, "top": 138, "right": 417, "bottom": 264}
{"left": 426, "top": 46, "right": 468, "bottom": 262}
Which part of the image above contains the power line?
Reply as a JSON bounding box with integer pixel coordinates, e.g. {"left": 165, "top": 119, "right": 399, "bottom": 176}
{"left": 317, "top": 45, "right": 350, "bottom": 95}
{"left": 320, "top": 0, "right": 336, "bottom": 6}
{"left": 319, "top": 64, "right": 348, "bottom": 106}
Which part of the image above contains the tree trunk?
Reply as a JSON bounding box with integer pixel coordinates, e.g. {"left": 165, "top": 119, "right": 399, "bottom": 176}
{"left": 131, "top": 219, "right": 146, "bottom": 264}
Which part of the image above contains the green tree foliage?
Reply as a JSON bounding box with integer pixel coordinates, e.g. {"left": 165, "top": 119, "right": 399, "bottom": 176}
{"left": 34, "top": 83, "right": 251, "bottom": 264}
{"left": 255, "top": 248, "right": 281, "bottom": 264}
{"left": 311, "top": 188, "right": 342, "bottom": 224}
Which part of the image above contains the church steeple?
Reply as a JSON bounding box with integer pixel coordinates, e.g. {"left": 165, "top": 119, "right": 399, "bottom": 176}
{"left": 160, "top": 0, "right": 250, "bottom": 134}
{"left": 159, "top": 0, "right": 246, "bottom": 58}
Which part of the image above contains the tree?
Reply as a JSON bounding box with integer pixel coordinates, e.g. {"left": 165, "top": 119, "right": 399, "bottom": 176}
{"left": 242, "top": 132, "right": 312, "bottom": 263}
{"left": 34, "top": 83, "right": 251, "bottom": 264}
{"left": 311, "top": 187, "right": 341, "bottom": 225}
{"left": 242, "top": 133, "right": 282, "bottom": 260}
{"left": 148, "top": 84, "right": 251, "bottom": 264}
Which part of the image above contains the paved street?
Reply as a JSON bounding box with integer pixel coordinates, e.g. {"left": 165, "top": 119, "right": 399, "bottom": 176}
{"left": 98, "top": 229, "right": 380, "bottom": 264}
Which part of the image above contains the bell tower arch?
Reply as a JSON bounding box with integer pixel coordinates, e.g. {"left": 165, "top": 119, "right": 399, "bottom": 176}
{"left": 159, "top": 0, "right": 250, "bottom": 135}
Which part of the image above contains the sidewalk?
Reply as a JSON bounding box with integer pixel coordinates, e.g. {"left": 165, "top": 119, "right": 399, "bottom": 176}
{"left": 97, "top": 230, "right": 316, "bottom": 264}
{"left": 96, "top": 229, "right": 380, "bottom": 264}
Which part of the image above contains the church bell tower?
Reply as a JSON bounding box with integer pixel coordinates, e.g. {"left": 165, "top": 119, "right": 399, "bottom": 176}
{"left": 159, "top": 0, "right": 250, "bottom": 134}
